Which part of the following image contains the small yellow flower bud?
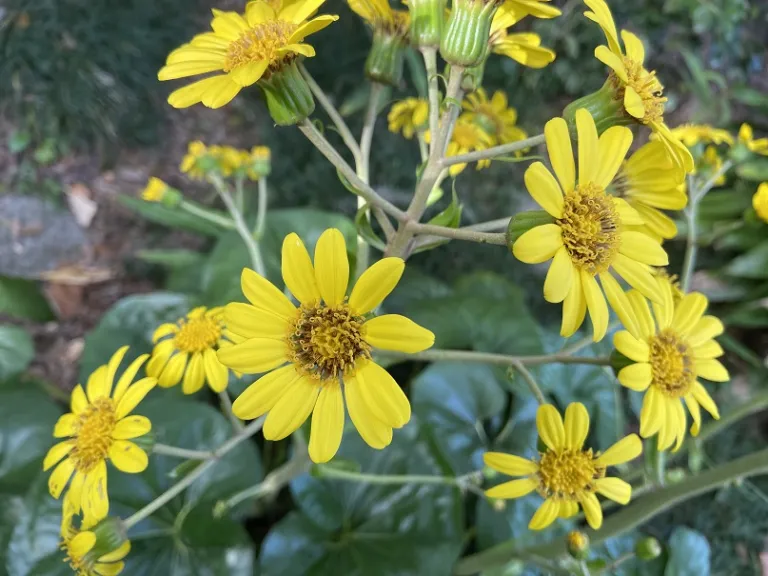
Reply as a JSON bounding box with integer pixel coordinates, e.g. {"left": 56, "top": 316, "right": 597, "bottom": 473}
{"left": 141, "top": 178, "right": 181, "bottom": 208}
{"left": 635, "top": 537, "right": 662, "bottom": 561}
{"left": 567, "top": 531, "right": 590, "bottom": 560}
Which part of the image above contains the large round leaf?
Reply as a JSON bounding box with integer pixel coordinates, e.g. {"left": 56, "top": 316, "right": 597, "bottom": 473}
{"left": 0, "top": 326, "right": 34, "bottom": 382}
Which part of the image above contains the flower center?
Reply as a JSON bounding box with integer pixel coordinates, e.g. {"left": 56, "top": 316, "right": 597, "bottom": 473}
{"left": 174, "top": 316, "right": 222, "bottom": 353}
{"left": 289, "top": 303, "right": 371, "bottom": 381}
{"left": 70, "top": 398, "right": 117, "bottom": 473}
{"left": 537, "top": 449, "right": 605, "bottom": 500}
{"left": 650, "top": 329, "right": 694, "bottom": 398}
{"left": 609, "top": 57, "right": 667, "bottom": 124}
{"left": 557, "top": 183, "right": 621, "bottom": 275}
{"left": 224, "top": 20, "right": 298, "bottom": 71}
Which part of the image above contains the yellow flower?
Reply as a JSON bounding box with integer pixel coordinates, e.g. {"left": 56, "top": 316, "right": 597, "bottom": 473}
{"left": 671, "top": 124, "right": 733, "bottom": 147}
{"left": 614, "top": 280, "right": 727, "bottom": 451}
{"left": 217, "top": 229, "right": 434, "bottom": 463}
{"left": 483, "top": 403, "right": 642, "bottom": 530}
{"left": 148, "top": 307, "right": 234, "bottom": 394}
{"left": 653, "top": 268, "right": 684, "bottom": 303}
{"left": 388, "top": 98, "right": 429, "bottom": 139}
{"left": 513, "top": 109, "right": 668, "bottom": 342}
{"left": 462, "top": 89, "right": 528, "bottom": 147}
{"left": 503, "top": 0, "right": 562, "bottom": 21}
{"left": 738, "top": 123, "right": 768, "bottom": 156}
{"left": 158, "top": 0, "right": 338, "bottom": 109}
{"left": 348, "top": 0, "right": 410, "bottom": 34}
{"left": 43, "top": 347, "right": 156, "bottom": 521}
{"left": 585, "top": 0, "right": 693, "bottom": 173}
{"left": 752, "top": 182, "right": 768, "bottom": 223}
{"left": 60, "top": 495, "right": 131, "bottom": 576}
{"left": 180, "top": 140, "right": 210, "bottom": 179}
{"left": 140, "top": 177, "right": 169, "bottom": 203}
{"left": 611, "top": 140, "right": 687, "bottom": 240}
{"left": 698, "top": 145, "right": 726, "bottom": 187}
{"left": 428, "top": 117, "right": 494, "bottom": 176}
{"left": 488, "top": 5, "right": 557, "bottom": 69}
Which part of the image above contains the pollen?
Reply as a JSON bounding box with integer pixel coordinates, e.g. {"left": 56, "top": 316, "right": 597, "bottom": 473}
{"left": 557, "top": 183, "right": 621, "bottom": 274}
{"left": 70, "top": 398, "right": 117, "bottom": 473}
{"left": 650, "top": 329, "right": 694, "bottom": 397}
{"left": 289, "top": 302, "right": 372, "bottom": 381}
{"left": 609, "top": 57, "right": 667, "bottom": 125}
{"left": 223, "top": 21, "right": 298, "bottom": 72}
{"left": 174, "top": 316, "right": 222, "bottom": 353}
{"left": 537, "top": 448, "right": 605, "bottom": 500}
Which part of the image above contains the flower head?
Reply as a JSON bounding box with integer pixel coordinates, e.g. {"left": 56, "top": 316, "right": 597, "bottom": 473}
{"left": 429, "top": 117, "right": 494, "bottom": 175}
{"left": 348, "top": 0, "right": 410, "bottom": 36}
{"left": 140, "top": 177, "right": 169, "bottom": 203}
{"left": 462, "top": 89, "right": 528, "bottom": 147}
{"left": 158, "top": 0, "right": 338, "bottom": 109}
{"left": 180, "top": 140, "right": 214, "bottom": 179}
{"left": 614, "top": 279, "right": 727, "bottom": 451}
{"left": 753, "top": 182, "right": 768, "bottom": 223}
{"left": 44, "top": 347, "right": 156, "bottom": 521}
{"left": 585, "top": 0, "right": 693, "bottom": 173}
{"left": 671, "top": 124, "right": 733, "bottom": 147}
{"left": 611, "top": 140, "right": 687, "bottom": 240}
{"left": 488, "top": 4, "right": 557, "bottom": 68}
{"left": 513, "top": 109, "right": 668, "bottom": 342}
{"left": 217, "top": 229, "right": 435, "bottom": 463}
{"left": 484, "top": 403, "right": 642, "bottom": 530}
{"left": 738, "top": 123, "right": 768, "bottom": 156}
{"left": 388, "top": 98, "right": 429, "bottom": 139}
{"left": 148, "top": 307, "right": 234, "bottom": 394}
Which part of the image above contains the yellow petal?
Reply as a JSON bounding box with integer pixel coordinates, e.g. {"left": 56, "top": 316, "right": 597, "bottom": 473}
{"left": 53, "top": 414, "right": 77, "bottom": 438}
{"left": 225, "top": 302, "right": 291, "bottom": 340}
{"left": 345, "top": 374, "right": 393, "bottom": 449}
{"left": 85, "top": 365, "right": 108, "bottom": 405}
{"left": 98, "top": 540, "right": 131, "bottom": 563}
{"left": 618, "top": 363, "right": 652, "bottom": 391}
{"left": 536, "top": 404, "right": 565, "bottom": 451}
{"left": 612, "top": 254, "right": 663, "bottom": 303}
{"left": 621, "top": 30, "right": 645, "bottom": 63}
{"left": 48, "top": 457, "right": 74, "bottom": 498}
{"left": 619, "top": 231, "right": 668, "bottom": 267}
{"left": 687, "top": 316, "right": 724, "bottom": 347}
{"left": 182, "top": 352, "right": 205, "bottom": 395}
{"left": 233, "top": 365, "right": 301, "bottom": 420}
{"left": 168, "top": 75, "right": 227, "bottom": 109}
{"left": 612, "top": 197, "right": 644, "bottom": 225}
{"left": 216, "top": 338, "right": 288, "bottom": 374}
{"left": 512, "top": 224, "right": 563, "bottom": 264}
{"left": 485, "top": 477, "right": 538, "bottom": 499}
{"left": 651, "top": 278, "right": 674, "bottom": 331}
{"left": 69, "top": 531, "right": 97, "bottom": 559}
{"left": 281, "top": 0, "right": 327, "bottom": 23}
{"left": 599, "top": 272, "right": 641, "bottom": 339}
{"left": 544, "top": 117, "right": 575, "bottom": 193}
{"left": 210, "top": 11, "right": 249, "bottom": 39}
{"left": 695, "top": 359, "right": 729, "bottom": 382}
{"left": 363, "top": 314, "right": 434, "bottom": 353}
{"left": 669, "top": 399, "right": 687, "bottom": 452}
{"left": 115, "top": 377, "right": 157, "bottom": 420}
{"left": 158, "top": 352, "right": 187, "bottom": 388}
{"left": 684, "top": 394, "right": 702, "bottom": 436}
{"left": 288, "top": 15, "right": 338, "bottom": 43}
{"left": 201, "top": 74, "right": 242, "bottom": 109}
{"left": 482, "top": 452, "right": 538, "bottom": 476}
{"left": 349, "top": 258, "right": 405, "bottom": 315}
{"left": 632, "top": 204, "right": 678, "bottom": 240}
{"left": 44, "top": 441, "right": 74, "bottom": 471}
{"left": 108, "top": 441, "right": 148, "bottom": 473}
{"left": 613, "top": 331, "right": 649, "bottom": 362}
{"left": 624, "top": 86, "right": 645, "bottom": 119}
{"left": 71, "top": 384, "right": 88, "bottom": 415}
{"left": 596, "top": 126, "right": 633, "bottom": 187}
{"left": 672, "top": 292, "right": 708, "bottom": 336}
{"left": 576, "top": 109, "right": 599, "bottom": 186}
{"left": 241, "top": 268, "right": 297, "bottom": 319}
{"left": 355, "top": 360, "right": 411, "bottom": 428}
{"left": 263, "top": 376, "right": 320, "bottom": 440}
{"left": 594, "top": 45, "right": 628, "bottom": 82}
{"left": 524, "top": 162, "right": 564, "bottom": 218}
{"left": 113, "top": 354, "right": 149, "bottom": 404}
{"left": 308, "top": 384, "right": 345, "bottom": 463}
{"left": 145, "top": 345, "right": 172, "bottom": 380}
{"left": 595, "top": 433, "right": 642, "bottom": 467}
{"left": 158, "top": 61, "right": 223, "bottom": 80}
{"left": 560, "top": 402, "right": 589, "bottom": 450}
{"left": 314, "top": 228, "right": 349, "bottom": 307}
{"left": 112, "top": 415, "right": 151, "bottom": 440}
{"left": 543, "top": 247, "right": 574, "bottom": 304}
{"left": 561, "top": 271, "right": 587, "bottom": 338}
{"left": 276, "top": 43, "right": 316, "bottom": 58}
{"left": 246, "top": 1, "right": 276, "bottom": 25}
{"left": 103, "top": 346, "right": 129, "bottom": 400}
{"left": 691, "top": 381, "right": 719, "bottom": 419}
{"left": 229, "top": 60, "right": 268, "bottom": 87}
{"left": 692, "top": 339, "right": 724, "bottom": 359}
{"left": 528, "top": 498, "right": 560, "bottom": 530}
{"left": 582, "top": 270, "right": 608, "bottom": 342}
{"left": 627, "top": 290, "right": 655, "bottom": 340}
{"left": 639, "top": 387, "right": 664, "bottom": 438}
{"left": 580, "top": 492, "right": 603, "bottom": 529}
{"left": 203, "top": 348, "right": 229, "bottom": 393}
{"left": 82, "top": 461, "right": 109, "bottom": 521}
{"left": 596, "top": 477, "right": 632, "bottom": 504}
{"left": 282, "top": 233, "right": 321, "bottom": 305}
{"left": 93, "top": 562, "right": 125, "bottom": 576}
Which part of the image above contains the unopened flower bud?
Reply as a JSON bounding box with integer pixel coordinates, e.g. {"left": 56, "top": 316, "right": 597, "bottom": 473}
{"left": 563, "top": 80, "right": 630, "bottom": 138}
{"left": 506, "top": 210, "right": 555, "bottom": 247}
{"left": 665, "top": 468, "right": 686, "bottom": 484}
{"left": 567, "top": 531, "right": 590, "bottom": 560}
{"left": 258, "top": 61, "right": 315, "bottom": 126}
{"left": 409, "top": 0, "right": 446, "bottom": 48}
{"left": 610, "top": 349, "right": 634, "bottom": 376}
{"left": 132, "top": 430, "right": 155, "bottom": 452}
{"left": 89, "top": 517, "right": 128, "bottom": 560}
{"left": 635, "top": 537, "right": 662, "bottom": 561}
{"left": 492, "top": 498, "right": 506, "bottom": 511}
{"left": 365, "top": 31, "right": 406, "bottom": 86}
{"left": 440, "top": 0, "right": 502, "bottom": 67}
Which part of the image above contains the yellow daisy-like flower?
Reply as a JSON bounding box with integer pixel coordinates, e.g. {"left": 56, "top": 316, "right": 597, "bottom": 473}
{"left": 671, "top": 124, "right": 733, "bottom": 147}
{"left": 158, "top": 1, "right": 338, "bottom": 109}
{"left": 217, "top": 229, "right": 435, "bottom": 463}
{"left": 428, "top": 117, "right": 494, "bottom": 176}
{"left": 60, "top": 495, "right": 131, "bottom": 576}
{"left": 348, "top": 0, "right": 410, "bottom": 34}
{"left": 738, "top": 123, "right": 768, "bottom": 156}
{"left": 462, "top": 89, "right": 528, "bottom": 148}
{"left": 513, "top": 109, "right": 668, "bottom": 342}
{"left": 180, "top": 140, "right": 211, "bottom": 179}
{"left": 614, "top": 280, "right": 728, "bottom": 451}
{"left": 488, "top": 4, "right": 557, "bottom": 69}
{"left": 611, "top": 140, "right": 687, "bottom": 241}
{"left": 140, "top": 177, "right": 169, "bottom": 203}
{"left": 43, "top": 347, "right": 156, "bottom": 521}
{"left": 584, "top": 0, "right": 693, "bottom": 173}
{"left": 752, "top": 182, "right": 768, "bottom": 223}
{"left": 148, "top": 307, "right": 233, "bottom": 394}
{"left": 388, "top": 98, "right": 429, "bottom": 139}
{"left": 484, "top": 403, "right": 642, "bottom": 530}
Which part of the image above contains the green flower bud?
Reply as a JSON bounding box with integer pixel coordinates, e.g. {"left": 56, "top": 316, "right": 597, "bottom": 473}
{"left": 665, "top": 468, "right": 686, "bottom": 484}
{"left": 506, "top": 210, "right": 555, "bottom": 247}
{"left": 440, "top": 0, "right": 502, "bottom": 67}
{"left": 88, "top": 517, "right": 128, "bottom": 560}
{"left": 567, "top": 531, "right": 590, "bottom": 560}
{"left": 409, "top": 0, "right": 446, "bottom": 47}
{"left": 160, "top": 187, "right": 182, "bottom": 209}
{"left": 365, "top": 31, "right": 406, "bottom": 86}
{"left": 728, "top": 142, "right": 753, "bottom": 164}
{"left": 132, "top": 430, "right": 155, "bottom": 452}
{"left": 562, "top": 80, "right": 631, "bottom": 138}
{"left": 258, "top": 60, "right": 315, "bottom": 126}
{"left": 482, "top": 465, "right": 499, "bottom": 479}
{"left": 635, "top": 536, "right": 662, "bottom": 561}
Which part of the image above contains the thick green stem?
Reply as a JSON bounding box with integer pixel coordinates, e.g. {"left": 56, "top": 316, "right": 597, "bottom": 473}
{"left": 422, "top": 47, "right": 440, "bottom": 151}
{"left": 382, "top": 348, "right": 612, "bottom": 367}
{"left": 355, "top": 82, "right": 382, "bottom": 279}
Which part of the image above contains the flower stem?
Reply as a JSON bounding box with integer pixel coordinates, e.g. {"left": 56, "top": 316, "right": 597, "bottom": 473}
{"left": 382, "top": 348, "right": 612, "bottom": 367}
{"left": 410, "top": 222, "right": 507, "bottom": 245}
{"left": 422, "top": 46, "right": 440, "bottom": 151}
{"left": 316, "top": 466, "right": 483, "bottom": 488}
{"left": 511, "top": 360, "right": 547, "bottom": 405}
{"left": 125, "top": 417, "right": 266, "bottom": 529}
{"left": 597, "top": 553, "right": 634, "bottom": 575}
{"left": 234, "top": 174, "right": 245, "bottom": 213}
{"left": 218, "top": 390, "right": 244, "bottom": 432}
{"left": 440, "top": 133, "right": 545, "bottom": 168}
{"left": 179, "top": 199, "right": 236, "bottom": 230}
{"left": 253, "top": 177, "right": 269, "bottom": 241}
{"left": 152, "top": 444, "right": 212, "bottom": 460}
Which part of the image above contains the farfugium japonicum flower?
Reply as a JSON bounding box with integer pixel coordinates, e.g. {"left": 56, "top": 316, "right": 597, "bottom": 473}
{"left": 148, "top": 307, "right": 234, "bottom": 394}
{"left": 671, "top": 124, "right": 733, "bottom": 147}
{"left": 484, "top": 403, "right": 642, "bottom": 530}
{"left": 348, "top": 0, "right": 410, "bottom": 85}
{"left": 488, "top": 1, "right": 557, "bottom": 68}
{"left": 141, "top": 177, "right": 169, "bottom": 203}
{"left": 512, "top": 109, "right": 668, "bottom": 342}
{"left": 44, "top": 347, "right": 156, "bottom": 521}
{"left": 614, "top": 278, "right": 728, "bottom": 451}
{"left": 753, "top": 182, "right": 768, "bottom": 223}
{"left": 388, "top": 98, "right": 429, "bottom": 139}
{"left": 738, "top": 123, "right": 768, "bottom": 156}
{"left": 217, "top": 228, "right": 435, "bottom": 463}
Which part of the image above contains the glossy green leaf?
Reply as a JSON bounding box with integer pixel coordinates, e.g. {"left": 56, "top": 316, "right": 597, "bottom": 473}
{"left": 722, "top": 241, "right": 768, "bottom": 279}
{"left": 119, "top": 195, "right": 224, "bottom": 236}
{"left": 0, "top": 326, "right": 34, "bottom": 382}
{"left": 664, "top": 528, "right": 710, "bottom": 576}
{"left": 0, "top": 276, "right": 54, "bottom": 322}
{"left": 354, "top": 204, "right": 387, "bottom": 251}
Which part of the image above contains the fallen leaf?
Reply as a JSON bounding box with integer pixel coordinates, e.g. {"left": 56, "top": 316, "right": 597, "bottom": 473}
{"left": 44, "top": 283, "right": 83, "bottom": 319}
{"left": 38, "top": 264, "right": 114, "bottom": 286}
{"left": 67, "top": 183, "right": 98, "bottom": 228}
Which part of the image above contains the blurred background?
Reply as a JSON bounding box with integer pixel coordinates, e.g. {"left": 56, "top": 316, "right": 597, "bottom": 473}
{"left": 1, "top": 0, "right": 768, "bottom": 574}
